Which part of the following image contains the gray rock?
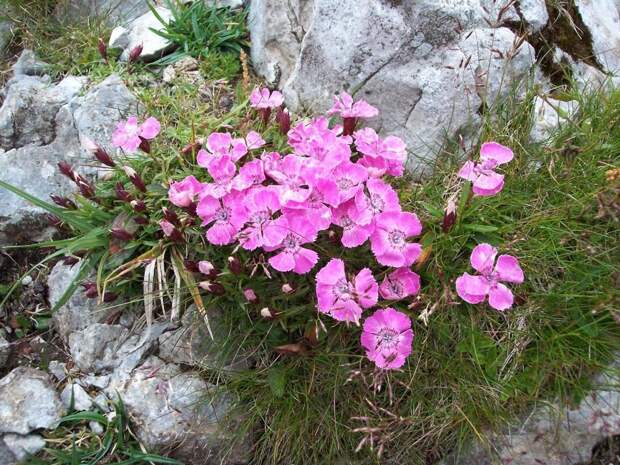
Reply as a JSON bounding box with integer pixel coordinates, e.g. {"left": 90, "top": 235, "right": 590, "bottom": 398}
{"left": 0, "top": 72, "right": 137, "bottom": 245}
{"left": 251, "top": 0, "right": 537, "bottom": 174}
{"left": 79, "top": 373, "right": 111, "bottom": 390}
{"left": 0, "top": 330, "right": 9, "bottom": 368}
{"left": 11, "top": 49, "right": 50, "bottom": 77}
{"left": 530, "top": 96, "right": 579, "bottom": 143}
{"left": 54, "top": 0, "right": 152, "bottom": 25}
{"left": 1, "top": 434, "right": 45, "bottom": 462}
{"left": 48, "top": 262, "right": 111, "bottom": 343}
{"left": 440, "top": 368, "right": 620, "bottom": 465}
{"left": 89, "top": 421, "right": 104, "bottom": 435}
{"left": 47, "top": 360, "right": 67, "bottom": 382}
{"left": 0, "top": 437, "right": 17, "bottom": 465}
{"left": 0, "top": 367, "right": 65, "bottom": 435}
{"left": 60, "top": 383, "right": 94, "bottom": 411}
{"left": 0, "top": 19, "right": 14, "bottom": 56}
{"left": 108, "top": 7, "right": 175, "bottom": 62}
{"left": 112, "top": 356, "right": 249, "bottom": 465}
{"left": 574, "top": 0, "right": 620, "bottom": 75}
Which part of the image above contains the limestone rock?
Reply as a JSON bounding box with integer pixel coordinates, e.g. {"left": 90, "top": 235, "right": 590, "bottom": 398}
{"left": 440, "top": 367, "right": 620, "bottom": 465}
{"left": 112, "top": 356, "right": 249, "bottom": 465}
{"left": 60, "top": 383, "right": 94, "bottom": 411}
{"left": 54, "top": 0, "right": 152, "bottom": 25}
{"left": 0, "top": 367, "right": 64, "bottom": 435}
{"left": 0, "top": 329, "right": 9, "bottom": 368}
{"left": 108, "top": 7, "right": 175, "bottom": 62}
{"left": 530, "top": 96, "right": 579, "bottom": 143}
{"left": 11, "top": 49, "right": 50, "bottom": 77}
{"left": 250, "top": 0, "right": 537, "bottom": 174}
{"left": 48, "top": 261, "right": 111, "bottom": 343}
{"left": 1, "top": 434, "right": 46, "bottom": 462}
{"left": 574, "top": 0, "right": 620, "bottom": 75}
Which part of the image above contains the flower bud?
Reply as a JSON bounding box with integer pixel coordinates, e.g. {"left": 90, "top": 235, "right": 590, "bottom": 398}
{"left": 184, "top": 259, "right": 200, "bottom": 272}
{"left": 138, "top": 138, "right": 150, "bottom": 154}
{"left": 63, "top": 255, "right": 80, "bottom": 265}
{"left": 115, "top": 182, "right": 132, "bottom": 202}
{"left": 198, "top": 260, "right": 219, "bottom": 279}
{"left": 76, "top": 177, "right": 95, "bottom": 199}
{"left": 50, "top": 194, "right": 77, "bottom": 209}
{"left": 259, "top": 108, "right": 272, "bottom": 124}
{"left": 134, "top": 215, "right": 148, "bottom": 225}
{"left": 441, "top": 198, "right": 457, "bottom": 233}
{"left": 81, "top": 281, "right": 98, "bottom": 299}
{"left": 128, "top": 44, "right": 143, "bottom": 63}
{"left": 182, "top": 202, "right": 197, "bottom": 217}
{"left": 181, "top": 142, "right": 202, "bottom": 156}
{"left": 281, "top": 283, "right": 295, "bottom": 295}
{"left": 227, "top": 256, "right": 243, "bottom": 275}
{"left": 123, "top": 166, "right": 147, "bottom": 193}
{"left": 259, "top": 307, "right": 277, "bottom": 320}
{"left": 102, "top": 292, "right": 118, "bottom": 303}
{"left": 110, "top": 227, "right": 133, "bottom": 241}
{"left": 98, "top": 37, "right": 108, "bottom": 62}
{"left": 45, "top": 214, "right": 63, "bottom": 229}
{"left": 199, "top": 280, "right": 225, "bottom": 295}
{"left": 131, "top": 199, "right": 146, "bottom": 213}
{"left": 342, "top": 117, "right": 358, "bottom": 136}
{"left": 58, "top": 161, "right": 76, "bottom": 181}
{"left": 276, "top": 108, "right": 291, "bottom": 135}
{"left": 243, "top": 288, "right": 258, "bottom": 303}
{"left": 162, "top": 207, "right": 179, "bottom": 225}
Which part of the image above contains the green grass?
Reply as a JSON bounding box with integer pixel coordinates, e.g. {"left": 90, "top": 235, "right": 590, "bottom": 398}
{"left": 196, "top": 84, "right": 620, "bottom": 465}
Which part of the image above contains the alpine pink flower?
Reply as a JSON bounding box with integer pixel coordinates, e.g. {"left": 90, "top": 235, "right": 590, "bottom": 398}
{"left": 196, "top": 192, "right": 247, "bottom": 245}
{"left": 168, "top": 175, "right": 203, "bottom": 207}
{"left": 238, "top": 187, "right": 285, "bottom": 250}
{"left": 370, "top": 211, "right": 422, "bottom": 267}
{"left": 269, "top": 155, "right": 312, "bottom": 206}
{"left": 232, "top": 159, "right": 266, "bottom": 191}
{"left": 267, "top": 213, "right": 318, "bottom": 274}
{"left": 457, "top": 142, "right": 514, "bottom": 196}
{"left": 249, "top": 87, "right": 284, "bottom": 109}
{"left": 350, "top": 178, "right": 401, "bottom": 226}
{"left": 354, "top": 128, "right": 407, "bottom": 177}
{"left": 315, "top": 259, "right": 377, "bottom": 324}
{"left": 328, "top": 92, "right": 378, "bottom": 119}
{"left": 197, "top": 132, "right": 247, "bottom": 165}
{"left": 112, "top": 116, "right": 160, "bottom": 153}
{"left": 379, "top": 268, "right": 421, "bottom": 300}
{"left": 201, "top": 154, "right": 237, "bottom": 198}
{"left": 331, "top": 200, "right": 374, "bottom": 248}
{"left": 330, "top": 161, "right": 368, "bottom": 205}
{"left": 455, "top": 243, "right": 524, "bottom": 311}
{"left": 361, "top": 307, "right": 413, "bottom": 370}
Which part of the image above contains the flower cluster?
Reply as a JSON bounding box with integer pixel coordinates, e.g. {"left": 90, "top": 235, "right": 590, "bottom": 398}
{"left": 164, "top": 89, "right": 420, "bottom": 369}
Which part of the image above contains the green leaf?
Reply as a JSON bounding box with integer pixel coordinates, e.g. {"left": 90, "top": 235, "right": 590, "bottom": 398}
{"left": 267, "top": 367, "right": 287, "bottom": 398}
{"left": 462, "top": 224, "right": 500, "bottom": 233}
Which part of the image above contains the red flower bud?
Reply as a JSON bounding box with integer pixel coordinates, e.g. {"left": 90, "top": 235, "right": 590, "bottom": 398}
{"left": 162, "top": 207, "right": 179, "bottom": 225}
{"left": 134, "top": 215, "right": 148, "bottom": 225}
{"left": 259, "top": 108, "right": 271, "bottom": 124}
{"left": 227, "top": 256, "right": 243, "bottom": 275}
{"left": 441, "top": 198, "right": 457, "bottom": 233}
{"left": 131, "top": 199, "right": 146, "bottom": 213}
{"left": 260, "top": 307, "right": 278, "bottom": 320}
{"left": 342, "top": 117, "right": 358, "bottom": 136}
{"left": 115, "top": 182, "right": 132, "bottom": 202}
{"left": 62, "top": 255, "right": 80, "bottom": 265}
{"left": 184, "top": 259, "right": 200, "bottom": 273}
{"left": 94, "top": 147, "right": 116, "bottom": 167}
{"left": 98, "top": 38, "right": 108, "bottom": 62}
{"left": 45, "top": 214, "right": 63, "bottom": 229}
{"left": 81, "top": 281, "right": 98, "bottom": 299}
{"left": 199, "top": 280, "right": 225, "bottom": 295}
{"left": 181, "top": 142, "right": 202, "bottom": 156}
{"left": 138, "top": 138, "right": 150, "bottom": 154}
{"left": 276, "top": 108, "right": 291, "bottom": 135}
{"left": 58, "top": 161, "right": 76, "bottom": 181}
{"left": 243, "top": 288, "right": 258, "bottom": 303}
{"left": 281, "top": 283, "right": 295, "bottom": 295}
{"left": 128, "top": 44, "right": 143, "bottom": 63}
{"left": 123, "top": 166, "right": 147, "bottom": 193}
{"left": 76, "top": 177, "right": 95, "bottom": 199}
{"left": 182, "top": 202, "right": 197, "bottom": 217}
{"left": 110, "top": 227, "right": 133, "bottom": 241}
{"left": 102, "top": 292, "right": 118, "bottom": 303}
{"left": 50, "top": 194, "right": 77, "bottom": 209}
{"left": 198, "top": 260, "right": 219, "bottom": 279}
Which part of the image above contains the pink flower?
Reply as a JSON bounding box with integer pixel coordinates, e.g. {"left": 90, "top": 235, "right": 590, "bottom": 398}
{"left": 332, "top": 200, "right": 374, "bottom": 248}
{"left": 315, "top": 259, "right": 378, "bottom": 324}
{"left": 354, "top": 128, "right": 407, "bottom": 177}
{"left": 197, "top": 132, "right": 247, "bottom": 165}
{"left": 240, "top": 131, "right": 266, "bottom": 150}
{"left": 282, "top": 189, "right": 334, "bottom": 231}
{"left": 168, "top": 175, "right": 203, "bottom": 207}
{"left": 379, "top": 268, "right": 421, "bottom": 300}
{"left": 328, "top": 91, "right": 378, "bottom": 119}
{"left": 350, "top": 178, "right": 401, "bottom": 226}
{"left": 288, "top": 117, "right": 352, "bottom": 169}
{"left": 250, "top": 87, "right": 284, "bottom": 109}
{"left": 112, "top": 116, "right": 161, "bottom": 153}
{"left": 330, "top": 161, "right": 368, "bottom": 205}
{"left": 370, "top": 211, "right": 422, "bottom": 267}
{"left": 238, "top": 187, "right": 285, "bottom": 250}
{"left": 269, "top": 155, "right": 312, "bottom": 206}
{"left": 196, "top": 192, "right": 247, "bottom": 245}
{"left": 159, "top": 219, "right": 175, "bottom": 236}
{"left": 232, "top": 159, "right": 266, "bottom": 191}
{"left": 361, "top": 308, "right": 413, "bottom": 370}
{"left": 267, "top": 213, "right": 318, "bottom": 274}
{"left": 455, "top": 243, "right": 524, "bottom": 311}
{"left": 457, "top": 142, "right": 514, "bottom": 196}
{"left": 201, "top": 154, "right": 236, "bottom": 198}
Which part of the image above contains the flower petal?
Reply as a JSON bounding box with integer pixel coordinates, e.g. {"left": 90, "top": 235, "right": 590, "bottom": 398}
{"left": 470, "top": 243, "right": 497, "bottom": 274}
{"left": 455, "top": 273, "right": 489, "bottom": 304}
{"left": 494, "top": 255, "right": 524, "bottom": 283}
{"left": 488, "top": 283, "right": 514, "bottom": 311}
{"left": 480, "top": 141, "right": 513, "bottom": 165}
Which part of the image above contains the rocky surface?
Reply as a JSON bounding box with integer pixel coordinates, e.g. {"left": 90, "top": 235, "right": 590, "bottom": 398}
{"left": 530, "top": 96, "right": 579, "bottom": 143}
{"left": 441, "top": 367, "right": 620, "bottom": 465}
{"left": 0, "top": 4, "right": 14, "bottom": 56}
{"left": 0, "top": 434, "right": 46, "bottom": 465}
{"left": 249, "top": 0, "right": 620, "bottom": 173}
{"left": 0, "top": 53, "right": 139, "bottom": 245}
{"left": 0, "top": 367, "right": 64, "bottom": 435}
{"left": 108, "top": 6, "right": 175, "bottom": 62}
{"left": 54, "top": 0, "right": 153, "bottom": 25}
{"left": 0, "top": 329, "right": 9, "bottom": 368}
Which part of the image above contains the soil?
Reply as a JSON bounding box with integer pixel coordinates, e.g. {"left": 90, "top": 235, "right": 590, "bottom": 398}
{"left": 588, "top": 436, "right": 620, "bottom": 465}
